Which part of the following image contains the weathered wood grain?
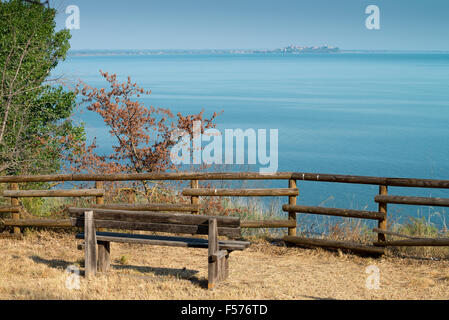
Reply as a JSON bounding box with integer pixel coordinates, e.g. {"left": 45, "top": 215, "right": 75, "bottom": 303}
{"left": 377, "top": 185, "right": 388, "bottom": 242}
{"left": 375, "top": 194, "right": 449, "bottom": 207}
{"left": 2, "top": 219, "right": 71, "bottom": 228}
{"left": 374, "top": 238, "right": 449, "bottom": 247}
{"left": 0, "top": 172, "right": 293, "bottom": 183}
{"left": 190, "top": 180, "right": 199, "bottom": 214}
{"left": 1, "top": 172, "right": 449, "bottom": 189}
{"left": 71, "top": 218, "right": 241, "bottom": 238}
{"left": 208, "top": 218, "right": 218, "bottom": 290}
{"left": 182, "top": 188, "right": 299, "bottom": 197}
{"left": 75, "top": 232, "right": 250, "bottom": 251}
{"left": 3, "top": 189, "right": 105, "bottom": 198}
{"left": 0, "top": 205, "right": 21, "bottom": 213}
{"left": 90, "top": 203, "right": 199, "bottom": 212}
{"left": 282, "top": 204, "right": 386, "bottom": 220}
{"left": 10, "top": 183, "right": 20, "bottom": 235}
{"left": 84, "top": 211, "right": 97, "bottom": 277}
{"left": 288, "top": 179, "right": 297, "bottom": 236}
{"left": 97, "top": 241, "right": 110, "bottom": 272}
{"left": 284, "top": 236, "right": 385, "bottom": 255}
{"left": 292, "top": 172, "right": 449, "bottom": 188}
{"left": 240, "top": 220, "right": 296, "bottom": 228}
{"left": 68, "top": 207, "right": 239, "bottom": 227}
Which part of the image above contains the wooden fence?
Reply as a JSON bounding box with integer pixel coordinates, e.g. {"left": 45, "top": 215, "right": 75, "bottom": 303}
{"left": 0, "top": 172, "right": 448, "bottom": 255}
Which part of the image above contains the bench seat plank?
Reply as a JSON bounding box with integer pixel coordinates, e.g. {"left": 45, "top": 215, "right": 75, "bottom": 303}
{"left": 75, "top": 232, "right": 250, "bottom": 251}
{"left": 89, "top": 203, "right": 200, "bottom": 212}
{"left": 68, "top": 207, "right": 240, "bottom": 227}
{"left": 71, "top": 218, "right": 241, "bottom": 238}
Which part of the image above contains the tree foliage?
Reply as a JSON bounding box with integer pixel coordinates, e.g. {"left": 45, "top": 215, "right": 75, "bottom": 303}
{"left": 0, "top": 0, "right": 83, "bottom": 175}
{"left": 70, "top": 71, "right": 220, "bottom": 188}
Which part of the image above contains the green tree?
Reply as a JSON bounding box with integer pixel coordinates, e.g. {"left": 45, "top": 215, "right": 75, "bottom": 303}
{"left": 0, "top": 0, "right": 84, "bottom": 175}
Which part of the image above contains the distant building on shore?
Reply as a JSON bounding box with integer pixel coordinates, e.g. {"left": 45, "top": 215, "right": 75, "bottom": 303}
{"left": 69, "top": 45, "right": 340, "bottom": 57}
{"left": 253, "top": 45, "right": 340, "bottom": 54}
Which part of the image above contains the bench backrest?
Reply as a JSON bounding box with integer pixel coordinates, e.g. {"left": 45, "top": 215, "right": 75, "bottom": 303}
{"left": 68, "top": 207, "right": 241, "bottom": 238}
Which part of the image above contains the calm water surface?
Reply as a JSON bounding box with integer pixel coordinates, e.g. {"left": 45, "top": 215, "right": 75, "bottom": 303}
{"left": 55, "top": 53, "right": 449, "bottom": 227}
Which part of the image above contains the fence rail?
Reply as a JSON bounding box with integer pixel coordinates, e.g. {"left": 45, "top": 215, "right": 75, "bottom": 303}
{"left": 282, "top": 204, "right": 386, "bottom": 220}
{"left": 3, "top": 189, "right": 105, "bottom": 198}
{"left": 375, "top": 195, "right": 449, "bottom": 207}
{"left": 1, "top": 171, "right": 448, "bottom": 186}
{"left": 0, "top": 205, "right": 21, "bottom": 213}
{"left": 182, "top": 188, "right": 299, "bottom": 197}
{"left": 0, "top": 172, "right": 294, "bottom": 183}
{"left": 1, "top": 171, "right": 449, "bottom": 254}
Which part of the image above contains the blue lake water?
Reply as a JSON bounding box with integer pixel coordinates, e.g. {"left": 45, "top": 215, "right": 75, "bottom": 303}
{"left": 54, "top": 53, "right": 449, "bottom": 229}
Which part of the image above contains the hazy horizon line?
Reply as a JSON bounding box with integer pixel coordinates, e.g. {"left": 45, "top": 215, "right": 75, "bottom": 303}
{"left": 68, "top": 48, "right": 449, "bottom": 53}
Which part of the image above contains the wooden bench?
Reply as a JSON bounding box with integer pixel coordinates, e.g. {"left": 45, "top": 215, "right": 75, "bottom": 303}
{"left": 68, "top": 207, "right": 250, "bottom": 289}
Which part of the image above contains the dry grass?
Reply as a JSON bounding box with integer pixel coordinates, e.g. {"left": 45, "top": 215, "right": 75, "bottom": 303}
{"left": 0, "top": 231, "right": 448, "bottom": 300}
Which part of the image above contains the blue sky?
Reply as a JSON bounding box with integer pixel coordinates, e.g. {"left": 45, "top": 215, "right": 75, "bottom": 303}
{"left": 52, "top": 0, "right": 449, "bottom": 51}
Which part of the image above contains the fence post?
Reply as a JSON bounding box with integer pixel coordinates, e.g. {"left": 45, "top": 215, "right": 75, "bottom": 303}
{"left": 10, "top": 183, "right": 20, "bottom": 235}
{"left": 126, "top": 188, "right": 136, "bottom": 204}
{"left": 84, "top": 210, "right": 97, "bottom": 277}
{"left": 95, "top": 180, "right": 111, "bottom": 268}
{"left": 191, "top": 179, "right": 199, "bottom": 214}
{"left": 95, "top": 181, "right": 105, "bottom": 232}
{"left": 378, "top": 185, "right": 388, "bottom": 242}
{"left": 95, "top": 181, "right": 104, "bottom": 205}
{"left": 288, "top": 179, "right": 297, "bottom": 236}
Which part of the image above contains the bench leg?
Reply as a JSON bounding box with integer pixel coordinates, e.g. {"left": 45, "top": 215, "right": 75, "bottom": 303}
{"left": 209, "top": 250, "right": 229, "bottom": 285}
{"left": 208, "top": 218, "right": 218, "bottom": 289}
{"left": 222, "top": 253, "right": 229, "bottom": 280}
{"left": 84, "top": 211, "right": 97, "bottom": 278}
{"left": 218, "top": 256, "right": 223, "bottom": 282}
{"left": 223, "top": 250, "right": 234, "bottom": 280}
{"left": 97, "top": 241, "right": 111, "bottom": 272}
{"left": 216, "top": 251, "right": 229, "bottom": 282}
{"left": 208, "top": 258, "right": 219, "bottom": 289}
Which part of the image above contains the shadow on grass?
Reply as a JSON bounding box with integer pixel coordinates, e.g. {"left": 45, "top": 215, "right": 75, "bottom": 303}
{"left": 30, "top": 255, "right": 207, "bottom": 288}
{"left": 112, "top": 264, "right": 206, "bottom": 288}
{"left": 30, "top": 255, "right": 74, "bottom": 270}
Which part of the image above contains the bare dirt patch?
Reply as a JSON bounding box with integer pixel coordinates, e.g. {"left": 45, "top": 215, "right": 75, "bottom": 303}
{"left": 0, "top": 231, "right": 448, "bottom": 300}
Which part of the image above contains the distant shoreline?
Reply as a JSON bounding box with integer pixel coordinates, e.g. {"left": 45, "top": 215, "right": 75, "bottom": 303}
{"left": 68, "top": 49, "right": 449, "bottom": 57}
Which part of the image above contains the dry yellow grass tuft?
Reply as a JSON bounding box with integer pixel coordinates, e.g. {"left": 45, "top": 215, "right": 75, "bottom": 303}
{"left": 0, "top": 231, "right": 448, "bottom": 300}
